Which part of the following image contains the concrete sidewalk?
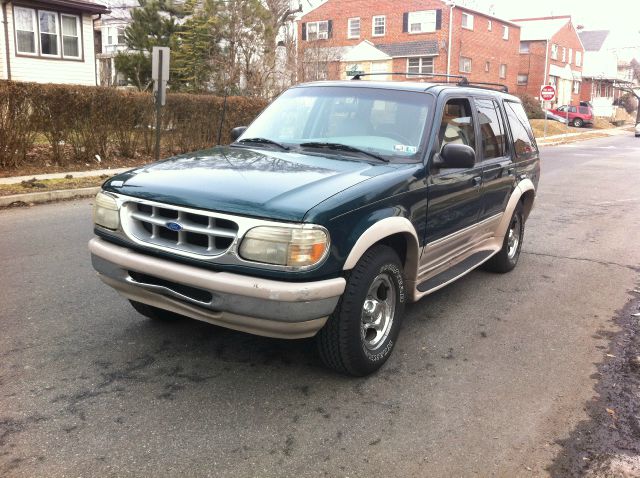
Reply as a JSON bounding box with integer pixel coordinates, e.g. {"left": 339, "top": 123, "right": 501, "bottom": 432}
{"left": 0, "top": 167, "right": 132, "bottom": 185}
{"left": 537, "top": 124, "right": 633, "bottom": 146}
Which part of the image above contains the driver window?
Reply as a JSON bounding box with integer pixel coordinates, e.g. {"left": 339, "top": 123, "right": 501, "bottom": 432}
{"left": 438, "top": 98, "right": 476, "bottom": 153}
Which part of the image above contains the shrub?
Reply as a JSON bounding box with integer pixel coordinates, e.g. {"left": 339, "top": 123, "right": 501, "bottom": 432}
{"left": 0, "top": 80, "right": 268, "bottom": 170}
{"left": 516, "top": 93, "right": 545, "bottom": 120}
{"left": 613, "top": 92, "right": 638, "bottom": 115}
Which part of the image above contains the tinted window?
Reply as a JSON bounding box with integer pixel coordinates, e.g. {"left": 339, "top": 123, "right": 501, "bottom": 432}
{"left": 569, "top": 106, "right": 577, "bottom": 113}
{"left": 437, "top": 98, "right": 476, "bottom": 153}
{"left": 504, "top": 101, "right": 538, "bottom": 161}
{"left": 476, "top": 99, "right": 506, "bottom": 160}
{"left": 579, "top": 106, "right": 589, "bottom": 114}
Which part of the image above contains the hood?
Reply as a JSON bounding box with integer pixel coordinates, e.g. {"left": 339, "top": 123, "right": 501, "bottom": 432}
{"left": 103, "top": 146, "right": 395, "bottom": 222}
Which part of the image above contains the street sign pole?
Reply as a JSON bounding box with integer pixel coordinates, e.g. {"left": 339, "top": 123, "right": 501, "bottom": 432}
{"left": 152, "top": 46, "right": 170, "bottom": 161}
{"left": 154, "top": 50, "right": 163, "bottom": 161}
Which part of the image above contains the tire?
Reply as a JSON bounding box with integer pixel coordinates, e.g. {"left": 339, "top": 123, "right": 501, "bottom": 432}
{"left": 129, "top": 300, "right": 184, "bottom": 321}
{"left": 483, "top": 202, "right": 525, "bottom": 273}
{"left": 572, "top": 118, "right": 584, "bottom": 128}
{"left": 316, "top": 245, "right": 406, "bottom": 376}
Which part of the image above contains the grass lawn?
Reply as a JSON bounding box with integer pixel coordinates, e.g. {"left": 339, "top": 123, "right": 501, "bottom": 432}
{"left": 0, "top": 176, "right": 108, "bottom": 197}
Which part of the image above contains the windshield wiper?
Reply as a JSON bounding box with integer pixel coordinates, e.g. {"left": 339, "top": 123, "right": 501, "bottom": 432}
{"left": 299, "top": 142, "right": 389, "bottom": 163}
{"left": 236, "top": 137, "right": 290, "bottom": 151}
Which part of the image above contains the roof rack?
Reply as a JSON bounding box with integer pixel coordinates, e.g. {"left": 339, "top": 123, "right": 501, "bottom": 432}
{"left": 350, "top": 72, "right": 509, "bottom": 93}
{"left": 351, "top": 72, "right": 469, "bottom": 85}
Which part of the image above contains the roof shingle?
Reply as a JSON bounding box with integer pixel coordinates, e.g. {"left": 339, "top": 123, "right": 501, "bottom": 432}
{"left": 578, "top": 30, "right": 610, "bottom": 51}
{"left": 376, "top": 40, "right": 439, "bottom": 58}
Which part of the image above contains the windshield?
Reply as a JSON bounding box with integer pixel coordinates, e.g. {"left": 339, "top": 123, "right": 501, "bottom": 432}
{"left": 238, "top": 86, "right": 432, "bottom": 162}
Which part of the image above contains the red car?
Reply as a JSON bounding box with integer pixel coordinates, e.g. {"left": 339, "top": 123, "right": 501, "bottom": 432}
{"left": 547, "top": 105, "right": 594, "bottom": 128}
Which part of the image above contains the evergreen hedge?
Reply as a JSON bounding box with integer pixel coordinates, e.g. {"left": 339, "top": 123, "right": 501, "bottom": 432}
{"left": 0, "top": 81, "right": 268, "bottom": 169}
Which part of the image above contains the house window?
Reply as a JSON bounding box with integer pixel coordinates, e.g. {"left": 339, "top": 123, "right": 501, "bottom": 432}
{"left": 576, "top": 51, "right": 582, "bottom": 66}
{"left": 14, "top": 7, "right": 37, "bottom": 54}
{"left": 485, "top": 61, "right": 490, "bottom": 72}
{"left": 372, "top": 15, "right": 386, "bottom": 36}
{"left": 61, "top": 14, "right": 81, "bottom": 58}
{"left": 307, "top": 21, "right": 329, "bottom": 41}
{"left": 562, "top": 47, "right": 566, "bottom": 62}
{"left": 487, "top": 20, "right": 492, "bottom": 31}
{"left": 569, "top": 48, "right": 573, "bottom": 64}
{"left": 499, "top": 63, "right": 507, "bottom": 79}
{"left": 459, "top": 56, "right": 472, "bottom": 73}
{"left": 348, "top": 17, "right": 360, "bottom": 39}
{"left": 39, "top": 11, "right": 60, "bottom": 56}
{"left": 407, "top": 57, "right": 434, "bottom": 76}
{"left": 502, "top": 25, "right": 509, "bottom": 40}
{"left": 462, "top": 12, "right": 474, "bottom": 30}
{"left": 408, "top": 10, "right": 437, "bottom": 33}
{"left": 551, "top": 43, "right": 558, "bottom": 60}
{"left": 117, "top": 27, "right": 126, "bottom": 45}
{"left": 517, "top": 74, "right": 528, "bottom": 85}
{"left": 14, "top": 6, "right": 82, "bottom": 59}
{"left": 519, "top": 41, "right": 530, "bottom": 53}
{"left": 549, "top": 75, "right": 558, "bottom": 87}
{"left": 573, "top": 81, "right": 580, "bottom": 94}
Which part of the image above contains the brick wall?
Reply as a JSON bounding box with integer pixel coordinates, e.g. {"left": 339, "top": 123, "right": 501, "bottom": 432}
{"left": 516, "top": 18, "right": 585, "bottom": 105}
{"left": 298, "top": 0, "right": 520, "bottom": 91}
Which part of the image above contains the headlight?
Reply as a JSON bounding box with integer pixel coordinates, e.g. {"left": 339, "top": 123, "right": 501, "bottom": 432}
{"left": 239, "top": 226, "right": 329, "bottom": 268}
{"left": 93, "top": 191, "right": 120, "bottom": 230}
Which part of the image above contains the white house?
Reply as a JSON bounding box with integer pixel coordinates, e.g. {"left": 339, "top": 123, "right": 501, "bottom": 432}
{"left": 0, "top": 0, "right": 109, "bottom": 85}
{"left": 95, "top": 0, "right": 136, "bottom": 86}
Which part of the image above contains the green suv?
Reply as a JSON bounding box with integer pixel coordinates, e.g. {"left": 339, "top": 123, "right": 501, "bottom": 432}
{"left": 90, "top": 78, "right": 540, "bottom": 376}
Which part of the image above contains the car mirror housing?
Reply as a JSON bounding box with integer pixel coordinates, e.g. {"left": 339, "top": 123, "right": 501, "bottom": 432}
{"left": 434, "top": 143, "right": 476, "bottom": 169}
{"left": 231, "top": 126, "right": 248, "bottom": 142}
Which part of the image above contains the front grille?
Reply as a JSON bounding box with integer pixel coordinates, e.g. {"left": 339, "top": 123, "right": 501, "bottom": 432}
{"left": 124, "top": 202, "right": 239, "bottom": 257}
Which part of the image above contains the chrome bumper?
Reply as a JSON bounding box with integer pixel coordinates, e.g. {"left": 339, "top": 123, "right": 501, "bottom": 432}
{"left": 89, "top": 238, "right": 345, "bottom": 339}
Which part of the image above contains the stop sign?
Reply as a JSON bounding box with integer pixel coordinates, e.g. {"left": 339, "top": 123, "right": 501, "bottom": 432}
{"left": 540, "top": 85, "right": 556, "bottom": 101}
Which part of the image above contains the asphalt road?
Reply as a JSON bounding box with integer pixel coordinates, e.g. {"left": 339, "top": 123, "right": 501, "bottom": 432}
{"left": 1, "top": 133, "right": 639, "bottom": 477}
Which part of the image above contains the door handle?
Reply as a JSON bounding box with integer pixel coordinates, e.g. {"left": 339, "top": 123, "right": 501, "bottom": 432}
{"left": 506, "top": 167, "right": 515, "bottom": 176}
{"left": 472, "top": 176, "right": 482, "bottom": 187}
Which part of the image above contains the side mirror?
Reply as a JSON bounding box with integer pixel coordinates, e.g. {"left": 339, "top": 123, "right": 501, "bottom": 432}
{"left": 230, "top": 126, "right": 247, "bottom": 142}
{"left": 433, "top": 143, "right": 476, "bottom": 169}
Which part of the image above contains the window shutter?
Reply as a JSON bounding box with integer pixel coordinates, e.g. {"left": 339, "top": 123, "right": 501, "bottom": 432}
{"left": 436, "top": 9, "right": 442, "bottom": 30}
{"left": 403, "top": 12, "right": 408, "bottom": 33}
{"left": 302, "top": 22, "right": 307, "bottom": 41}
{"left": 328, "top": 20, "right": 333, "bottom": 38}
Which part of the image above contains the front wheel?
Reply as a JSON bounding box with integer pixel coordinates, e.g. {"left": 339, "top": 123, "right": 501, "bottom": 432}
{"left": 316, "top": 245, "right": 406, "bottom": 376}
{"left": 483, "top": 202, "right": 524, "bottom": 273}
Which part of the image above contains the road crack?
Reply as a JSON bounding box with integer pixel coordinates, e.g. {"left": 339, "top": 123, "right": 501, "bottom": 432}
{"left": 522, "top": 251, "right": 639, "bottom": 271}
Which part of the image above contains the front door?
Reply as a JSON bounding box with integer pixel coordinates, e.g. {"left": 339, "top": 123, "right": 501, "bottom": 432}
{"left": 425, "top": 97, "right": 483, "bottom": 244}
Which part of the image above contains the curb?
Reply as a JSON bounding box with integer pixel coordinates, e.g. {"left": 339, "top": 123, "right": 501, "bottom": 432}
{"left": 0, "top": 186, "right": 100, "bottom": 208}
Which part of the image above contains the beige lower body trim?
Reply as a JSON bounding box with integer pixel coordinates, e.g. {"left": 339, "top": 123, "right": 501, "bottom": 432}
{"left": 89, "top": 238, "right": 346, "bottom": 302}
{"left": 100, "top": 274, "right": 327, "bottom": 339}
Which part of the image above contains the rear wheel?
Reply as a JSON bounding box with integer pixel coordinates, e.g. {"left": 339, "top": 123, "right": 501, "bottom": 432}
{"left": 483, "top": 202, "right": 524, "bottom": 273}
{"left": 316, "top": 245, "right": 406, "bottom": 376}
{"left": 129, "top": 300, "right": 184, "bottom": 321}
{"left": 572, "top": 118, "right": 584, "bottom": 128}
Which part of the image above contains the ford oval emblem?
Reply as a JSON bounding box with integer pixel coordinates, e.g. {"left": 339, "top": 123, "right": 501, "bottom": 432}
{"left": 165, "top": 222, "right": 183, "bottom": 232}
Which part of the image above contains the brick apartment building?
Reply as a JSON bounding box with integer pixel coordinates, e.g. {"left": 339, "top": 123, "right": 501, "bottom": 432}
{"left": 513, "top": 16, "right": 585, "bottom": 106}
{"left": 298, "top": 0, "right": 521, "bottom": 91}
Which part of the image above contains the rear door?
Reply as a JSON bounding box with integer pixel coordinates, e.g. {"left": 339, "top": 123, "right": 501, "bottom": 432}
{"left": 476, "top": 97, "right": 516, "bottom": 220}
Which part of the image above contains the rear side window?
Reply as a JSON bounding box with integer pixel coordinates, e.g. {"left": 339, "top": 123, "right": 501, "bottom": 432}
{"left": 476, "top": 99, "right": 507, "bottom": 160}
{"left": 504, "top": 101, "right": 538, "bottom": 161}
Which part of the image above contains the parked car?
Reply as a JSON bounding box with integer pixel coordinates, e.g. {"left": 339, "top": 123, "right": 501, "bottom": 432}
{"left": 90, "top": 78, "right": 540, "bottom": 376}
{"left": 544, "top": 110, "right": 566, "bottom": 123}
{"left": 635, "top": 122, "right": 640, "bottom": 137}
{"left": 547, "top": 104, "right": 594, "bottom": 127}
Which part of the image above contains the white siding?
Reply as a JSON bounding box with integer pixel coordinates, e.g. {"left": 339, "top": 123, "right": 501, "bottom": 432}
{"left": 0, "top": 3, "right": 6, "bottom": 79}
{"left": 5, "top": 3, "right": 97, "bottom": 85}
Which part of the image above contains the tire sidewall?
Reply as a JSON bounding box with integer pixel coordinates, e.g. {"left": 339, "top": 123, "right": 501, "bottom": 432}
{"left": 506, "top": 204, "right": 525, "bottom": 268}
{"left": 343, "top": 247, "right": 406, "bottom": 374}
